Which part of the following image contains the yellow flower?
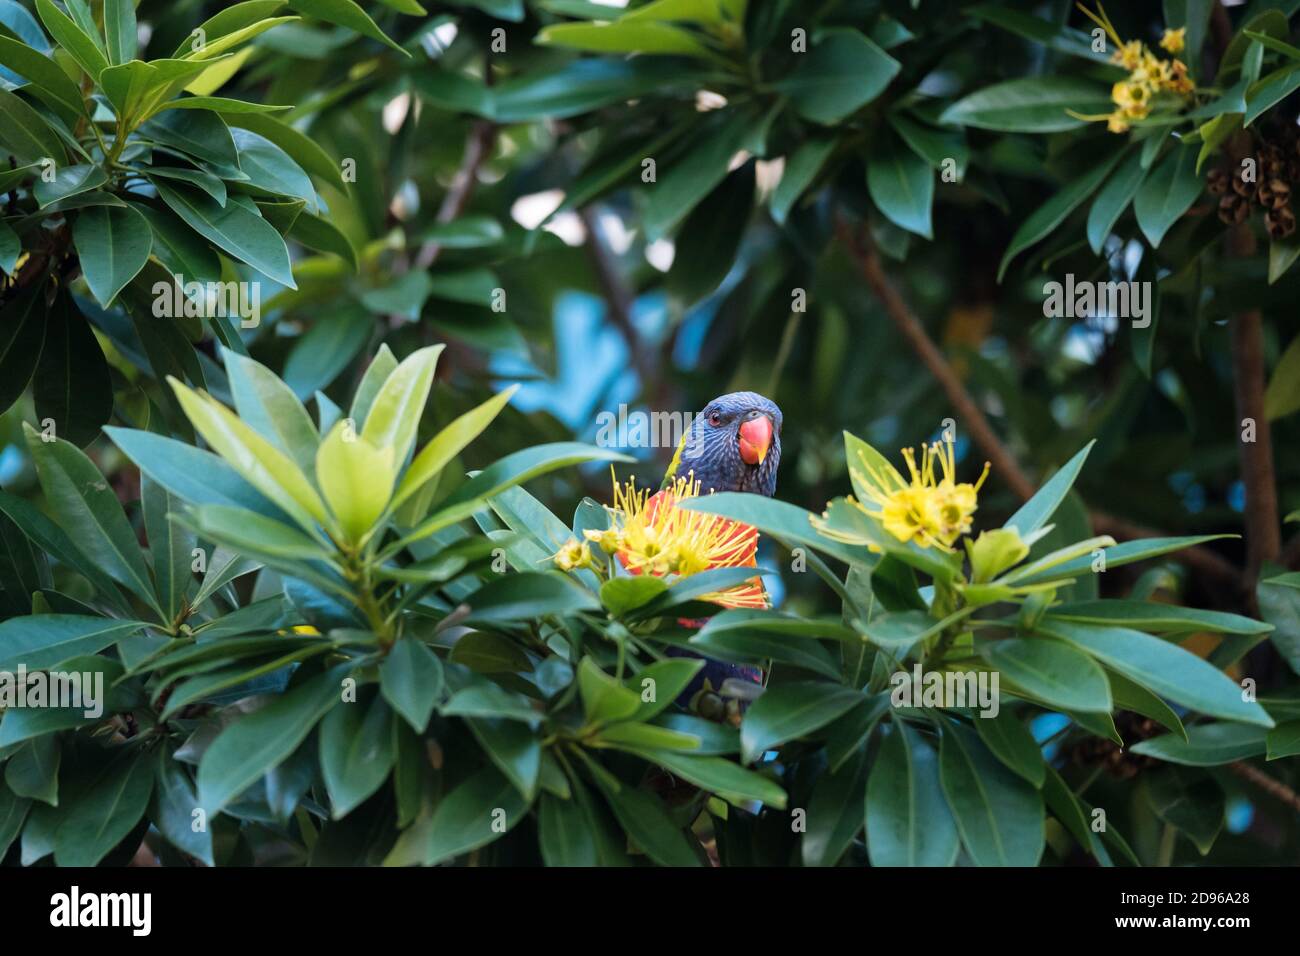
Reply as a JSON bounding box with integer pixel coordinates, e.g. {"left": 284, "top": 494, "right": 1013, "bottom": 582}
{"left": 851, "top": 440, "right": 990, "bottom": 551}
{"left": 1106, "top": 112, "right": 1131, "bottom": 134}
{"left": 599, "top": 470, "right": 766, "bottom": 608}
{"left": 1160, "top": 27, "right": 1185, "bottom": 54}
{"left": 583, "top": 526, "right": 623, "bottom": 555}
{"left": 553, "top": 538, "right": 593, "bottom": 572}
{"left": 1112, "top": 39, "right": 1144, "bottom": 70}
{"left": 1111, "top": 79, "right": 1151, "bottom": 117}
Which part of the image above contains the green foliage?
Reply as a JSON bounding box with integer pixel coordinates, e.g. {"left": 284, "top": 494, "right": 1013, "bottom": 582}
{"left": 0, "top": 0, "right": 1298, "bottom": 869}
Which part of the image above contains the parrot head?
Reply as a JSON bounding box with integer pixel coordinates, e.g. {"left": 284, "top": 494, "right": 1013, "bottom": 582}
{"left": 671, "top": 391, "right": 782, "bottom": 497}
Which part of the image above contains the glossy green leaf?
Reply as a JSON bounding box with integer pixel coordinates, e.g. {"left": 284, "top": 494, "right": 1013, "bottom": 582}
{"left": 867, "top": 720, "right": 959, "bottom": 866}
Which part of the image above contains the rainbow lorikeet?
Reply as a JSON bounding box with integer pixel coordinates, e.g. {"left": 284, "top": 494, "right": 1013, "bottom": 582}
{"left": 647, "top": 391, "right": 783, "bottom": 723}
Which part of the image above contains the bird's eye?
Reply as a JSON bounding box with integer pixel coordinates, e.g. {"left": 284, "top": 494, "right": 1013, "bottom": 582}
{"left": 708, "top": 412, "right": 722, "bottom": 426}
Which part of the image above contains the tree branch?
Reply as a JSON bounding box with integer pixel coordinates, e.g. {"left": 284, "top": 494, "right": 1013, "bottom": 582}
{"left": 835, "top": 215, "right": 1035, "bottom": 501}
{"left": 1229, "top": 761, "right": 1300, "bottom": 814}
{"left": 836, "top": 214, "right": 1242, "bottom": 587}
{"left": 413, "top": 117, "right": 497, "bottom": 271}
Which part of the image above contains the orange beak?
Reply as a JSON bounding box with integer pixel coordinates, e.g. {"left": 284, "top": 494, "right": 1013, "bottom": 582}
{"left": 738, "top": 415, "right": 773, "bottom": 466}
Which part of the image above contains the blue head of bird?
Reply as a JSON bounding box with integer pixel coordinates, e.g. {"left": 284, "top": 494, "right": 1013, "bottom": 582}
{"left": 672, "top": 391, "right": 782, "bottom": 497}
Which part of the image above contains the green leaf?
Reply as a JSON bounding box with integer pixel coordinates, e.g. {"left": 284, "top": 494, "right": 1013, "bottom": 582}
{"left": 600, "top": 575, "right": 668, "bottom": 617}
{"left": 621, "top": 747, "right": 786, "bottom": 808}
{"left": 412, "top": 765, "right": 530, "bottom": 865}
{"left": 538, "top": 19, "right": 719, "bottom": 59}
{"left": 143, "top": 474, "right": 194, "bottom": 623}
{"left": 448, "top": 631, "right": 534, "bottom": 675}
{"left": 222, "top": 112, "right": 347, "bottom": 190}
{"left": 1048, "top": 600, "right": 1270, "bottom": 635}
{"left": 464, "top": 572, "right": 600, "bottom": 625}
{"left": 801, "top": 748, "right": 868, "bottom": 867}
{"left": 1130, "top": 723, "right": 1268, "bottom": 766}
{"left": 775, "top": 28, "right": 900, "bottom": 124}
{"left": 154, "top": 181, "right": 296, "bottom": 288}
{"left": 34, "top": 163, "right": 107, "bottom": 208}
{"left": 231, "top": 127, "right": 318, "bottom": 207}
{"left": 53, "top": 751, "right": 154, "bottom": 866}
{"left": 689, "top": 621, "right": 842, "bottom": 680}
{"left": 379, "top": 638, "right": 443, "bottom": 733}
{"left": 223, "top": 348, "right": 320, "bottom": 475}
{"left": 168, "top": 378, "right": 328, "bottom": 533}
{"left": 739, "top": 682, "right": 865, "bottom": 763}
{"left": 938, "top": 720, "right": 1044, "bottom": 866}
{"left": 940, "top": 77, "right": 1111, "bottom": 132}
{"left": 596, "top": 777, "right": 701, "bottom": 866}
{"left": 1014, "top": 535, "right": 1233, "bottom": 585}
{"left": 361, "top": 344, "right": 443, "bottom": 466}
{"left": 973, "top": 709, "right": 1045, "bottom": 787}
{"left": 0, "top": 87, "right": 66, "bottom": 167}
{"left": 867, "top": 133, "right": 933, "bottom": 239}
{"left": 577, "top": 656, "right": 642, "bottom": 725}
{"left": 316, "top": 423, "right": 394, "bottom": 542}
{"left": 1086, "top": 151, "right": 1147, "bottom": 254}
{"left": 1244, "top": 64, "right": 1300, "bottom": 126}
{"left": 1040, "top": 621, "right": 1274, "bottom": 727}
{"left": 1143, "top": 765, "right": 1223, "bottom": 855}
{"left": 770, "top": 136, "right": 835, "bottom": 224}
{"left": 1265, "top": 336, "right": 1300, "bottom": 420}
{"left": 538, "top": 792, "right": 598, "bottom": 866}
{"left": 466, "top": 716, "right": 541, "bottom": 799}
{"left": 1108, "top": 670, "right": 1188, "bottom": 741}
{"left": 1134, "top": 142, "right": 1202, "bottom": 248}
{"left": 34, "top": 0, "right": 107, "bottom": 80}
{"left": 1266, "top": 720, "right": 1300, "bottom": 759}
{"left": 642, "top": 109, "right": 765, "bottom": 242}
{"left": 197, "top": 665, "right": 347, "bottom": 813}
{"left": 286, "top": 0, "right": 407, "bottom": 54}
{"left": 288, "top": 210, "right": 358, "bottom": 269}
{"left": 103, "top": 0, "right": 136, "bottom": 64}
{"left": 105, "top": 427, "right": 286, "bottom": 522}
{"left": 5, "top": 736, "right": 60, "bottom": 805}
{"left": 867, "top": 720, "right": 960, "bottom": 866}
{"left": 0, "top": 283, "right": 45, "bottom": 413}
{"left": 150, "top": 749, "right": 213, "bottom": 864}
{"left": 24, "top": 426, "right": 161, "bottom": 614}
{"left": 0, "top": 34, "right": 85, "bottom": 125}
{"left": 72, "top": 204, "right": 152, "bottom": 307}
{"left": 977, "top": 635, "right": 1113, "bottom": 713}
{"left": 0, "top": 489, "right": 128, "bottom": 614}
{"left": 440, "top": 680, "right": 538, "bottom": 723}
{"left": 319, "top": 690, "right": 396, "bottom": 816}
{"left": 32, "top": 291, "right": 112, "bottom": 447}
{"left": 626, "top": 659, "right": 703, "bottom": 722}
{"left": 999, "top": 158, "right": 1120, "bottom": 281}
{"left": 0, "top": 788, "right": 29, "bottom": 859}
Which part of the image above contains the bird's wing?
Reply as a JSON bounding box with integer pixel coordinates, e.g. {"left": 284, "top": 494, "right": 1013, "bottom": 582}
{"left": 660, "top": 429, "right": 690, "bottom": 490}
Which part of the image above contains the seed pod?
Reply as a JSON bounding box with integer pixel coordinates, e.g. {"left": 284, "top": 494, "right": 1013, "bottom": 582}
{"left": 1258, "top": 180, "right": 1275, "bottom": 206}
{"left": 1219, "top": 193, "right": 1249, "bottom": 224}
{"left": 1233, "top": 167, "right": 1258, "bottom": 197}
{"left": 1266, "top": 205, "right": 1297, "bottom": 239}
{"left": 1270, "top": 178, "right": 1292, "bottom": 208}
{"left": 1207, "top": 168, "right": 1230, "bottom": 194}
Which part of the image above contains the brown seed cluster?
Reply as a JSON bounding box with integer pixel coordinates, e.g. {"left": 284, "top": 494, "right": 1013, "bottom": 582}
{"left": 1210, "top": 128, "right": 1300, "bottom": 238}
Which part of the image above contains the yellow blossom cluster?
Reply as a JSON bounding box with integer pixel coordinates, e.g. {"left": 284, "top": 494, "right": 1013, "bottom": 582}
{"left": 852, "top": 440, "right": 990, "bottom": 552}
{"left": 1079, "top": 5, "right": 1193, "bottom": 134}
{"left": 580, "top": 472, "right": 757, "bottom": 577}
